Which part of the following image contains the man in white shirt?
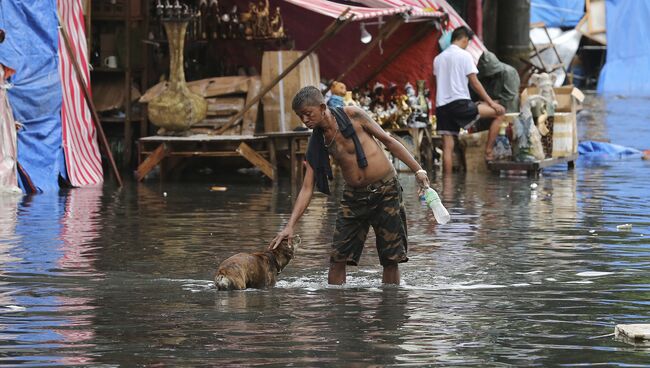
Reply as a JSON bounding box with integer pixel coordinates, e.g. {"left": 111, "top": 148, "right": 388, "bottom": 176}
{"left": 433, "top": 26, "right": 506, "bottom": 174}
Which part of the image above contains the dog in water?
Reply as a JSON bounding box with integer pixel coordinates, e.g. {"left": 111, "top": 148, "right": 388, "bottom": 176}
{"left": 214, "top": 236, "right": 299, "bottom": 290}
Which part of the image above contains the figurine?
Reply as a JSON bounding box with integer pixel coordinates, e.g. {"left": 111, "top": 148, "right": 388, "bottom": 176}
{"left": 529, "top": 72, "right": 558, "bottom": 115}
{"left": 327, "top": 81, "right": 347, "bottom": 109}
{"left": 255, "top": 0, "right": 271, "bottom": 38}
{"left": 404, "top": 82, "right": 417, "bottom": 107}
{"left": 395, "top": 95, "right": 412, "bottom": 127}
{"left": 270, "top": 6, "right": 285, "bottom": 38}
{"left": 529, "top": 72, "right": 558, "bottom": 157}
{"left": 209, "top": 0, "right": 220, "bottom": 40}
{"left": 358, "top": 88, "right": 372, "bottom": 113}
{"left": 370, "top": 82, "right": 385, "bottom": 111}
{"left": 343, "top": 91, "right": 358, "bottom": 107}
{"left": 513, "top": 95, "right": 546, "bottom": 162}
{"left": 241, "top": 4, "right": 255, "bottom": 40}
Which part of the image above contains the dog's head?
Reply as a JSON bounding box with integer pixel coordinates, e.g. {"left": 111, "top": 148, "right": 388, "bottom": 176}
{"left": 270, "top": 235, "right": 300, "bottom": 274}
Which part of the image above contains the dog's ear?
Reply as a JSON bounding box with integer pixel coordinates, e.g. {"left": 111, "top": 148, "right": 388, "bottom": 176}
{"left": 291, "top": 234, "right": 301, "bottom": 251}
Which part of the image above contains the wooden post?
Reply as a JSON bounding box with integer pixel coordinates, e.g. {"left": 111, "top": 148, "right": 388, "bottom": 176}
{"left": 135, "top": 143, "right": 168, "bottom": 181}
{"left": 58, "top": 15, "right": 124, "bottom": 186}
{"left": 267, "top": 138, "right": 278, "bottom": 182}
{"left": 359, "top": 21, "right": 437, "bottom": 87}
{"left": 327, "top": 14, "right": 405, "bottom": 90}
{"left": 237, "top": 142, "right": 274, "bottom": 179}
{"left": 215, "top": 8, "right": 354, "bottom": 135}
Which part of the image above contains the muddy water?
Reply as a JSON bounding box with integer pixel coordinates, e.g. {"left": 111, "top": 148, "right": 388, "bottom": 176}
{"left": 1, "top": 95, "right": 649, "bottom": 366}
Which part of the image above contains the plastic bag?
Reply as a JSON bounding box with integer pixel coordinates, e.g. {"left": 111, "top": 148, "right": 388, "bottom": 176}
{"left": 493, "top": 135, "right": 512, "bottom": 160}
{"left": 438, "top": 29, "right": 452, "bottom": 51}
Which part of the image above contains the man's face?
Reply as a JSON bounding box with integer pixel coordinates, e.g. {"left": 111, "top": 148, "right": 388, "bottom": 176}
{"left": 294, "top": 104, "right": 324, "bottom": 129}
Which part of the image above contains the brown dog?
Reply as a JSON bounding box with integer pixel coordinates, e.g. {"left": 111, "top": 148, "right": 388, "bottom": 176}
{"left": 214, "top": 236, "right": 298, "bottom": 290}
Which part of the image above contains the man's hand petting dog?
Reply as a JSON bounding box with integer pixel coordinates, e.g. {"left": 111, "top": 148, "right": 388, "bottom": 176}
{"left": 269, "top": 226, "right": 294, "bottom": 250}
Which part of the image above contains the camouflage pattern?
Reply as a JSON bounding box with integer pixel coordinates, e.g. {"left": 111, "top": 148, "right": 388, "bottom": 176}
{"left": 330, "top": 177, "right": 408, "bottom": 266}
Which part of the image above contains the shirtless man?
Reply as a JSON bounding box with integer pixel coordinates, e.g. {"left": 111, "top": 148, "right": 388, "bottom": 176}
{"left": 269, "top": 86, "right": 430, "bottom": 285}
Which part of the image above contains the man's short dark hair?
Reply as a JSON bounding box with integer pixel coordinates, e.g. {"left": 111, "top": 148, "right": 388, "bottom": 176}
{"left": 451, "top": 26, "right": 474, "bottom": 42}
{"left": 292, "top": 86, "right": 324, "bottom": 111}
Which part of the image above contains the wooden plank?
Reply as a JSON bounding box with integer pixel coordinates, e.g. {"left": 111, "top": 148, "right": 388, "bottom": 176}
{"left": 237, "top": 142, "right": 274, "bottom": 179}
{"left": 166, "top": 151, "right": 269, "bottom": 157}
{"left": 135, "top": 144, "right": 168, "bottom": 181}
{"left": 242, "top": 77, "right": 261, "bottom": 135}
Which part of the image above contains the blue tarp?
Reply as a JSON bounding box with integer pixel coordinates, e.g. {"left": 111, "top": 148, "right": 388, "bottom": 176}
{"left": 597, "top": 1, "right": 650, "bottom": 96}
{"left": 0, "top": 0, "right": 66, "bottom": 192}
{"left": 578, "top": 141, "right": 642, "bottom": 158}
{"left": 530, "top": 0, "right": 585, "bottom": 28}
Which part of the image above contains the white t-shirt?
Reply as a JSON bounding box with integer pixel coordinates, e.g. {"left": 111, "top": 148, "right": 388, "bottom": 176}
{"left": 433, "top": 44, "right": 478, "bottom": 107}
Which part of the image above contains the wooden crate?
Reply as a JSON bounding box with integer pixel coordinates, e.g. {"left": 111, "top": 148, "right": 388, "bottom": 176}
{"left": 261, "top": 51, "right": 320, "bottom": 133}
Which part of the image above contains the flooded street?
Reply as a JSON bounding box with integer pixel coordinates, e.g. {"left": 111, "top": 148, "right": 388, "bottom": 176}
{"left": 1, "top": 95, "right": 650, "bottom": 366}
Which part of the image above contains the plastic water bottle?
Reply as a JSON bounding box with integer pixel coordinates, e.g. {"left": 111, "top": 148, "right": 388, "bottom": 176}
{"left": 424, "top": 187, "right": 451, "bottom": 224}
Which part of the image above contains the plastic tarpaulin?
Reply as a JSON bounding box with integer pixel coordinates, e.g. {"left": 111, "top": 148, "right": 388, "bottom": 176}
{"left": 578, "top": 141, "right": 641, "bottom": 158}
{"left": 597, "top": 1, "right": 650, "bottom": 96}
{"left": 530, "top": 0, "right": 585, "bottom": 28}
{"left": 0, "top": 0, "right": 65, "bottom": 192}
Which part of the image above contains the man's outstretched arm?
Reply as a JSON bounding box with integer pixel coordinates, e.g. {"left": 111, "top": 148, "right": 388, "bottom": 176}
{"left": 269, "top": 163, "right": 315, "bottom": 249}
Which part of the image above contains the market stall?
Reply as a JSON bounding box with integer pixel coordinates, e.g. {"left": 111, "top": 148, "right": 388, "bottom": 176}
{"left": 135, "top": 0, "right": 464, "bottom": 183}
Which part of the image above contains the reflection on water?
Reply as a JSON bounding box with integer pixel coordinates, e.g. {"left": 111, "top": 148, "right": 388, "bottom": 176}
{"left": 0, "top": 95, "right": 650, "bottom": 366}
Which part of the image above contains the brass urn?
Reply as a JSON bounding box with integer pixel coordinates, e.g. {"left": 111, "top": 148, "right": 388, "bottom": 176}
{"left": 148, "top": 20, "right": 207, "bottom": 132}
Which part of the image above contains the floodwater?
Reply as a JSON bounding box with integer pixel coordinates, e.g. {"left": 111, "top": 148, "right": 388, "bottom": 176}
{"left": 1, "top": 95, "right": 650, "bottom": 366}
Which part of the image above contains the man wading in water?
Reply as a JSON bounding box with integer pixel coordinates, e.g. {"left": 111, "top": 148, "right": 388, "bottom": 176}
{"left": 269, "top": 86, "right": 430, "bottom": 285}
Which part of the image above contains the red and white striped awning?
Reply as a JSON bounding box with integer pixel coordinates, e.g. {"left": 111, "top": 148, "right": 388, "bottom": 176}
{"left": 283, "top": 0, "right": 444, "bottom": 21}
{"left": 356, "top": 0, "right": 486, "bottom": 62}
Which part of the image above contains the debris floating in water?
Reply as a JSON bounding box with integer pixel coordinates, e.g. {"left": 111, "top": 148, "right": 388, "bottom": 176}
{"left": 615, "top": 324, "right": 650, "bottom": 341}
{"left": 589, "top": 229, "right": 596, "bottom": 234}
{"left": 530, "top": 183, "right": 538, "bottom": 189}
{"left": 617, "top": 224, "right": 632, "bottom": 231}
{"left": 210, "top": 186, "right": 228, "bottom": 192}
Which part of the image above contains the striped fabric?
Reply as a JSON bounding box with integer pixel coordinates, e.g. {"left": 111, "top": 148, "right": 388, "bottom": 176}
{"left": 356, "top": 0, "right": 486, "bottom": 63}
{"left": 0, "top": 68, "right": 19, "bottom": 192}
{"left": 57, "top": 0, "right": 103, "bottom": 186}
{"left": 283, "top": 0, "right": 444, "bottom": 20}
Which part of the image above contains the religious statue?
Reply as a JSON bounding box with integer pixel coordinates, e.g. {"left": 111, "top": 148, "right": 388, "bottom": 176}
{"left": 199, "top": 0, "right": 208, "bottom": 40}
{"left": 512, "top": 95, "right": 546, "bottom": 162}
{"left": 395, "top": 95, "right": 412, "bottom": 127}
{"left": 270, "top": 6, "right": 285, "bottom": 38}
{"left": 327, "top": 81, "right": 347, "bottom": 109}
{"left": 209, "top": 0, "right": 221, "bottom": 40}
{"left": 343, "top": 91, "right": 358, "bottom": 107}
{"left": 255, "top": 0, "right": 271, "bottom": 38}
{"left": 529, "top": 72, "right": 558, "bottom": 157}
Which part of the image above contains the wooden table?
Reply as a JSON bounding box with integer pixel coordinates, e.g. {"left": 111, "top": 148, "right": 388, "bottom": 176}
{"left": 136, "top": 132, "right": 311, "bottom": 185}
{"left": 487, "top": 153, "right": 578, "bottom": 177}
{"left": 259, "top": 131, "right": 311, "bottom": 188}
